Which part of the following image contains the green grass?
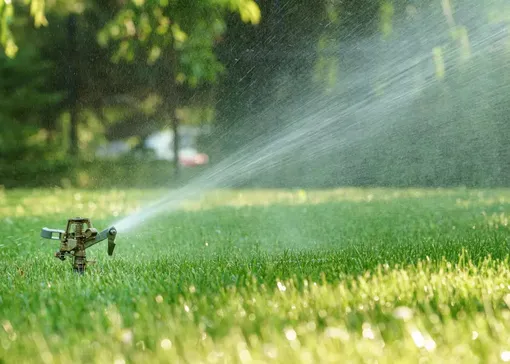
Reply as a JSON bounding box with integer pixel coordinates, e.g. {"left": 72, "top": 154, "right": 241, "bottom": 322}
{"left": 1, "top": 187, "right": 510, "bottom": 363}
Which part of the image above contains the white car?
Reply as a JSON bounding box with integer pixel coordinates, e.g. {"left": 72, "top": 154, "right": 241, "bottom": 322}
{"left": 144, "top": 129, "right": 209, "bottom": 166}
{"left": 96, "top": 128, "right": 209, "bottom": 166}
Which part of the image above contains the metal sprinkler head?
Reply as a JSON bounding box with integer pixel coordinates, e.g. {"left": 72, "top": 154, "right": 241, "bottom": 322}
{"left": 41, "top": 217, "right": 118, "bottom": 273}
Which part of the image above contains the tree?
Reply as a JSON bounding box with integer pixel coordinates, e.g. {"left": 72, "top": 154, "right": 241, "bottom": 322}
{"left": 0, "top": 44, "right": 63, "bottom": 160}
{"left": 0, "top": 1, "right": 65, "bottom": 161}
{"left": 95, "top": 0, "right": 260, "bottom": 175}
{"left": 1, "top": 0, "right": 260, "bottom": 169}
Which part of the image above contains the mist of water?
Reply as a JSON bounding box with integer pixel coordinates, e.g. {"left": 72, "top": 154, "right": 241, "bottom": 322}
{"left": 114, "top": 0, "right": 510, "bottom": 233}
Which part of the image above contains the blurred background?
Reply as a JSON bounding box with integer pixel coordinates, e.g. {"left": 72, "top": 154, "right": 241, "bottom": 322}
{"left": 1, "top": 0, "right": 510, "bottom": 189}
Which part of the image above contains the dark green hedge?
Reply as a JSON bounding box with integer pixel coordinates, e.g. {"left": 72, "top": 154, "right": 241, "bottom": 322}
{"left": 0, "top": 158, "right": 207, "bottom": 189}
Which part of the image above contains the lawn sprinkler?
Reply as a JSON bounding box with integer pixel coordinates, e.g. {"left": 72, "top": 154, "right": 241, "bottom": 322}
{"left": 40, "top": 217, "right": 117, "bottom": 273}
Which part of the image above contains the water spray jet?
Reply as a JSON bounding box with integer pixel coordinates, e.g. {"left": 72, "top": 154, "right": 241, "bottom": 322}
{"left": 111, "top": 0, "right": 510, "bottom": 234}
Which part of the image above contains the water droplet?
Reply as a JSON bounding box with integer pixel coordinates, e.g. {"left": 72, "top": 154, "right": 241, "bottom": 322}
{"left": 239, "top": 349, "right": 251, "bottom": 362}
{"left": 411, "top": 329, "right": 425, "bottom": 348}
{"left": 325, "top": 327, "right": 349, "bottom": 340}
{"left": 121, "top": 330, "right": 133, "bottom": 344}
{"left": 160, "top": 338, "right": 172, "bottom": 350}
{"left": 285, "top": 328, "right": 297, "bottom": 341}
{"left": 501, "top": 351, "right": 510, "bottom": 362}
{"left": 424, "top": 338, "right": 436, "bottom": 351}
{"left": 306, "top": 321, "right": 316, "bottom": 331}
{"left": 362, "top": 325, "right": 375, "bottom": 340}
{"left": 393, "top": 306, "right": 413, "bottom": 320}
{"left": 263, "top": 344, "right": 278, "bottom": 358}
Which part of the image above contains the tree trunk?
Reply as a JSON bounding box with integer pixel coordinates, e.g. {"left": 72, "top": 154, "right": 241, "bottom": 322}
{"left": 168, "top": 49, "right": 181, "bottom": 178}
{"left": 68, "top": 14, "right": 79, "bottom": 157}
{"left": 172, "top": 115, "right": 180, "bottom": 177}
{"left": 70, "top": 106, "right": 78, "bottom": 156}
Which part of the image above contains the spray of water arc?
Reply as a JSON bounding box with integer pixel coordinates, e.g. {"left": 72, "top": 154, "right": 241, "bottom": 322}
{"left": 114, "top": 1, "right": 510, "bottom": 233}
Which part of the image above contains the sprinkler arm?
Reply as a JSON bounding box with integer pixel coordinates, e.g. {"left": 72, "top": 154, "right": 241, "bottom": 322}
{"left": 41, "top": 228, "right": 65, "bottom": 241}
{"left": 84, "top": 226, "right": 117, "bottom": 255}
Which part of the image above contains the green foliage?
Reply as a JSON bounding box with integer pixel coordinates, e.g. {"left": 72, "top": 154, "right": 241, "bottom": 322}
{"left": 0, "top": 0, "right": 261, "bottom": 164}
{"left": 0, "top": 45, "right": 63, "bottom": 159}
{"left": 0, "top": 0, "right": 47, "bottom": 57}
{"left": 1, "top": 188, "right": 510, "bottom": 361}
{"left": 0, "top": 46, "right": 62, "bottom": 119}
{"left": 0, "top": 155, "right": 211, "bottom": 189}
{"left": 0, "top": 1, "right": 17, "bottom": 57}
{"left": 97, "top": 0, "right": 260, "bottom": 87}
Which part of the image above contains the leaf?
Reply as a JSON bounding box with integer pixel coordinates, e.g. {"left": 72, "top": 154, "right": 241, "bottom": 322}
{"left": 4, "top": 39, "right": 18, "bottom": 58}
{"left": 147, "top": 46, "right": 161, "bottom": 64}
{"left": 239, "top": 0, "right": 260, "bottom": 25}
{"left": 0, "top": 0, "right": 47, "bottom": 57}
{"left": 380, "top": 1, "right": 394, "bottom": 39}
{"left": 171, "top": 23, "right": 188, "bottom": 44}
{"left": 30, "top": 0, "right": 48, "bottom": 27}
{"left": 97, "top": 29, "right": 109, "bottom": 47}
{"left": 175, "top": 73, "right": 186, "bottom": 84}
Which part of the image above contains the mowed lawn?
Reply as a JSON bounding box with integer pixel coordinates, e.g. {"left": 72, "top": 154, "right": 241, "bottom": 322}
{"left": 1, "top": 187, "right": 510, "bottom": 363}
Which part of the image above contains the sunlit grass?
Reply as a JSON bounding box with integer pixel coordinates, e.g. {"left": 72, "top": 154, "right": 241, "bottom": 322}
{"left": 1, "top": 187, "right": 510, "bottom": 363}
{"left": 3, "top": 186, "right": 510, "bottom": 218}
